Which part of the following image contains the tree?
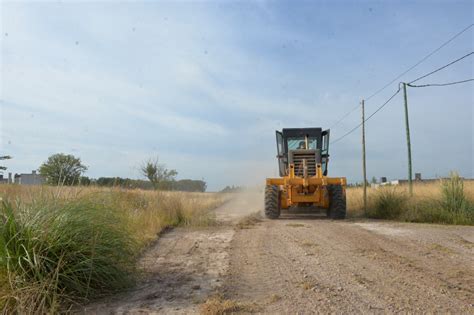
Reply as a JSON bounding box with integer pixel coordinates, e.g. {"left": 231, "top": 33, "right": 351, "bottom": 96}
{"left": 371, "top": 176, "right": 378, "bottom": 184}
{"left": 220, "top": 185, "right": 243, "bottom": 193}
{"left": 141, "top": 157, "right": 177, "bottom": 190}
{"left": 0, "top": 155, "right": 12, "bottom": 172}
{"left": 173, "top": 179, "right": 207, "bottom": 192}
{"left": 39, "top": 153, "right": 87, "bottom": 185}
{"left": 79, "top": 176, "right": 92, "bottom": 186}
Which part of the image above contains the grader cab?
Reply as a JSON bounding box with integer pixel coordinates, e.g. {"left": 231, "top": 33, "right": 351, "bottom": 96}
{"left": 265, "top": 128, "right": 346, "bottom": 219}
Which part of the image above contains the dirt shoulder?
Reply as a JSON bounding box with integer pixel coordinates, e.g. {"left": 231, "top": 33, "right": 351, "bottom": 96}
{"left": 83, "top": 227, "right": 234, "bottom": 315}
{"left": 83, "top": 192, "right": 473, "bottom": 314}
{"left": 82, "top": 191, "right": 262, "bottom": 314}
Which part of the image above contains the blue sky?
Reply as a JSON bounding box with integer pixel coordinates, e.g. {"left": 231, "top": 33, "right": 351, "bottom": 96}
{"left": 1, "top": 0, "right": 473, "bottom": 191}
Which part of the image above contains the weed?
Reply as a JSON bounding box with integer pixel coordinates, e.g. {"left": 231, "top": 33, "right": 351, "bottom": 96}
{"left": 0, "top": 186, "right": 228, "bottom": 313}
{"left": 268, "top": 294, "right": 281, "bottom": 303}
{"left": 236, "top": 212, "right": 262, "bottom": 229}
{"left": 347, "top": 172, "right": 474, "bottom": 225}
{"left": 367, "top": 187, "right": 407, "bottom": 219}
{"left": 441, "top": 172, "right": 468, "bottom": 213}
{"left": 200, "top": 295, "right": 259, "bottom": 315}
{"left": 428, "top": 243, "right": 454, "bottom": 254}
{"left": 286, "top": 223, "right": 305, "bottom": 228}
{"left": 0, "top": 199, "right": 136, "bottom": 313}
{"left": 301, "top": 240, "right": 318, "bottom": 247}
{"left": 301, "top": 281, "right": 313, "bottom": 290}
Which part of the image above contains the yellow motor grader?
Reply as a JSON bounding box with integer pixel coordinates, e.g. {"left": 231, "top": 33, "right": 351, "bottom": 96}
{"left": 265, "top": 128, "right": 346, "bottom": 219}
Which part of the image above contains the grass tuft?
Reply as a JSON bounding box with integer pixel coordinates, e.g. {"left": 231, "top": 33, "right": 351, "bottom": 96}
{"left": 235, "top": 212, "right": 262, "bottom": 229}
{"left": 440, "top": 172, "right": 469, "bottom": 213}
{"left": 367, "top": 187, "right": 408, "bottom": 219}
{"left": 200, "top": 295, "right": 259, "bottom": 315}
{"left": 0, "top": 186, "right": 228, "bottom": 313}
{"left": 349, "top": 172, "right": 474, "bottom": 225}
{"left": 286, "top": 223, "right": 305, "bottom": 228}
{"left": 0, "top": 198, "right": 136, "bottom": 313}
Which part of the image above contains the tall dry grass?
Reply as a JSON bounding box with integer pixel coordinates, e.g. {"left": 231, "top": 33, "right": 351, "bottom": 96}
{"left": 347, "top": 173, "right": 474, "bottom": 225}
{"left": 0, "top": 185, "right": 228, "bottom": 314}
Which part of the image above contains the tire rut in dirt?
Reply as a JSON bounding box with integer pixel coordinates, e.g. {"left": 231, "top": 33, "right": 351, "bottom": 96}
{"left": 224, "top": 219, "right": 473, "bottom": 313}
{"left": 224, "top": 222, "right": 329, "bottom": 313}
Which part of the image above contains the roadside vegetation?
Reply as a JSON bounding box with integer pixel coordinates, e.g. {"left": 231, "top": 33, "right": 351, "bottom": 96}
{"left": 347, "top": 172, "right": 474, "bottom": 225}
{"left": 0, "top": 185, "right": 227, "bottom": 314}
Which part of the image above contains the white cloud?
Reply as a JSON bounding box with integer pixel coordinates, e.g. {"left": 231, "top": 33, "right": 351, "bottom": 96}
{"left": 1, "top": 1, "right": 472, "bottom": 190}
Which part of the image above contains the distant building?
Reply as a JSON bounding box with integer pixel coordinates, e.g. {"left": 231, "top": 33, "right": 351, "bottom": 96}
{"left": 373, "top": 173, "right": 473, "bottom": 187}
{"left": 0, "top": 173, "right": 13, "bottom": 184}
{"left": 12, "top": 171, "right": 45, "bottom": 185}
{"left": 0, "top": 175, "right": 8, "bottom": 184}
{"left": 14, "top": 173, "right": 20, "bottom": 184}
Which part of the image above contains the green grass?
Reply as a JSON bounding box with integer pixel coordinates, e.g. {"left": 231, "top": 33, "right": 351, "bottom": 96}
{"left": 366, "top": 172, "right": 474, "bottom": 225}
{"left": 0, "top": 198, "right": 137, "bottom": 313}
{"left": 0, "top": 187, "right": 227, "bottom": 313}
{"left": 366, "top": 187, "right": 408, "bottom": 219}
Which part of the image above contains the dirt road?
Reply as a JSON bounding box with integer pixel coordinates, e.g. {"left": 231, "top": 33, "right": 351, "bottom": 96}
{"left": 85, "top": 192, "right": 474, "bottom": 314}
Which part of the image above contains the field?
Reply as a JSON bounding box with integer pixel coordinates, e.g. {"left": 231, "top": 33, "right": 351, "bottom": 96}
{"left": 0, "top": 185, "right": 228, "bottom": 314}
{"left": 0, "top": 176, "right": 473, "bottom": 313}
{"left": 347, "top": 175, "right": 474, "bottom": 225}
{"left": 86, "top": 188, "right": 474, "bottom": 314}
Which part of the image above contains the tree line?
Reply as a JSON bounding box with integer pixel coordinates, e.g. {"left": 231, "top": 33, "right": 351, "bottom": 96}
{"left": 36, "top": 153, "right": 207, "bottom": 192}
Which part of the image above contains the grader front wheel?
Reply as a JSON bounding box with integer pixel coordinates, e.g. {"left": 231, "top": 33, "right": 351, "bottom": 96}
{"left": 264, "top": 185, "right": 281, "bottom": 219}
{"left": 328, "top": 185, "right": 346, "bottom": 220}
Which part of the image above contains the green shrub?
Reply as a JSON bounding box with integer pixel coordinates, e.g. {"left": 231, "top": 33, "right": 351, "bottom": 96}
{"left": 364, "top": 173, "right": 473, "bottom": 225}
{"left": 0, "top": 198, "right": 137, "bottom": 313}
{"left": 401, "top": 201, "right": 473, "bottom": 225}
{"left": 367, "top": 187, "right": 407, "bottom": 219}
{"left": 0, "top": 187, "right": 226, "bottom": 313}
{"left": 441, "top": 172, "right": 469, "bottom": 213}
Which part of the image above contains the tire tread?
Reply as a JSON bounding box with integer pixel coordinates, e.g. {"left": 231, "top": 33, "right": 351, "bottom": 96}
{"left": 328, "top": 185, "right": 346, "bottom": 220}
{"left": 264, "top": 185, "right": 281, "bottom": 219}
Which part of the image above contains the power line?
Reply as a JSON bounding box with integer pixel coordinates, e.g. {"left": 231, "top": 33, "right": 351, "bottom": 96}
{"left": 365, "top": 24, "right": 473, "bottom": 101}
{"left": 332, "top": 72, "right": 473, "bottom": 145}
{"left": 407, "top": 78, "right": 474, "bottom": 88}
{"left": 331, "top": 75, "right": 473, "bottom": 145}
{"left": 328, "top": 23, "right": 473, "bottom": 129}
{"left": 331, "top": 88, "right": 401, "bottom": 145}
{"left": 409, "top": 51, "right": 474, "bottom": 84}
{"left": 329, "top": 104, "right": 360, "bottom": 129}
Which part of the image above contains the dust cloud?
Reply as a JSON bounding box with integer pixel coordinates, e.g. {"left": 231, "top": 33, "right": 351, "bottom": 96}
{"left": 215, "top": 189, "right": 264, "bottom": 223}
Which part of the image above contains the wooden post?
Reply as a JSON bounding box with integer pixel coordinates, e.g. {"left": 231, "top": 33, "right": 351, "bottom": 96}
{"left": 402, "top": 83, "right": 413, "bottom": 196}
{"left": 361, "top": 100, "right": 367, "bottom": 213}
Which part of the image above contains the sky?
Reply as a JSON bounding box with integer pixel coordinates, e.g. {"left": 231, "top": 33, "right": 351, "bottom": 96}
{"left": 1, "top": 0, "right": 473, "bottom": 191}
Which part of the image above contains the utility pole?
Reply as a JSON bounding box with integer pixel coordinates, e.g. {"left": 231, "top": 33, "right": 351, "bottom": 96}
{"left": 402, "top": 83, "right": 413, "bottom": 196}
{"left": 361, "top": 99, "right": 367, "bottom": 213}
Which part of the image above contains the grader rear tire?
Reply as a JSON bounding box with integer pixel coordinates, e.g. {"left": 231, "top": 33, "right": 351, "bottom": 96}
{"left": 328, "top": 185, "right": 346, "bottom": 220}
{"left": 264, "top": 185, "right": 281, "bottom": 219}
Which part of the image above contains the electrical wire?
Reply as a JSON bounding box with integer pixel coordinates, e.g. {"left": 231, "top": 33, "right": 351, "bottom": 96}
{"left": 332, "top": 74, "right": 473, "bottom": 145}
{"left": 329, "top": 104, "right": 361, "bottom": 129}
{"left": 328, "top": 23, "right": 473, "bottom": 129}
{"left": 407, "top": 78, "right": 474, "bottom": 88}
{"left": 366, "top": 24, "right": 473, "bottom": 100}
{"left": 331, "top": 88, "right": 401, "bottom": 145}
{"left": 409, "top": 51, "right": 474, "bottom": 84}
